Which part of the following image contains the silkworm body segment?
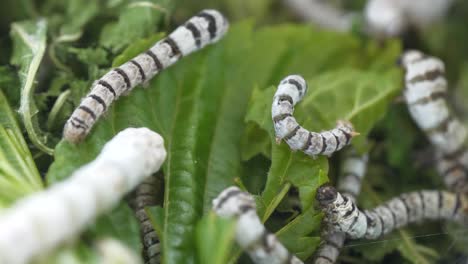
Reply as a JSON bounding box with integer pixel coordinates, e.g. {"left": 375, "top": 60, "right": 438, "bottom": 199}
{"left": 0, "top": 128, "right": 166, "bottom": 264}
{"left": 315, "top": 150, "right": 368, "bottom": 264}
{"left": 272, "top": 75, "right": 355, "bottom": 157}
{"left": 64, "top": 10, "right": 229, "bottom": 143}
{"left": 317, "top": 186, "right": 468, "bottom": 240}
{"left": 213, "top": 186, "right": 303, "bottom": 264}
{"left": 402, "top": 50, "right": 468, "bottom": 192}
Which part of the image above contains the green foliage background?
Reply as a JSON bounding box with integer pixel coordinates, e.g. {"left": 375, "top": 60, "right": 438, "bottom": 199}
{"left": 0, "top": 0, "right": 467, "bottom": 263}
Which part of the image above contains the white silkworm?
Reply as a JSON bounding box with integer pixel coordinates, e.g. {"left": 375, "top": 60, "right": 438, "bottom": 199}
{"left": 64, "top": 9, "right": 229, "bottom": 143}
{"left": 0, "top": 127, "right": 166, "bottom": 264}
{"left": 272, "top": 75, "right": 357, "bottom": 157}
{"left": 314, "top": 149, "right": 368, "bottom": 264}
{"left": 316, "top": 186, "right": 468, "bottom": 240}
{"left": 365, "top": 0, "right": 453, "bottom": 38}
{"left": 96, "top": 238, "right": 142, "bottom": 264}
{"left": 213, "top": 186, "right": 303, "bottom": 264}
{"left": 127, "top": 173, "right": 163, "bottom": 264}
{"left": 401, "top": 50, "right": 468, "bottom": 192}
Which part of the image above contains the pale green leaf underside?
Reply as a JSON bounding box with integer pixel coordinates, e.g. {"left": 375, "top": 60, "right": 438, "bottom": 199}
{"left": 10, "top": 19, "right": 53, "bottom": 154}
{"left": 0, "top": 90, "right": 42, "bottom": 207}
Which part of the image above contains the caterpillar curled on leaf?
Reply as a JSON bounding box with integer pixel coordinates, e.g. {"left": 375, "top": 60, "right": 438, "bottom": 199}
{"left": 213, "top": 186, "right": 303, "bottom": 264}
{"left": 0, "top": 128, "right": 166, "bottom": 264}
{"left": 314, "top": 149, "right": 368, "bottom": 264}
{"left": 316, "top": 185, "right": 468, "bottom": 240}
{"left": 64, "top": 9, "right": 229, "bottom": 143}
{"left": 272, "top": 75, "right": 357, "bottom": 157}
{"left": 401, "top": 50, "right": 468, "bottom": 192}
{"left": 127, "top": 172, "right": 164, "bottom": 264}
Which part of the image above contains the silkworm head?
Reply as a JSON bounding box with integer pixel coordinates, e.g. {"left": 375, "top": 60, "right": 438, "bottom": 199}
{"left": 316, "top": 185, "right": 338, "bottom": 207}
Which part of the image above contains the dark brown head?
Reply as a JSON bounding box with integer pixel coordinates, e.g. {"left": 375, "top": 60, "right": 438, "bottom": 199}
{"left": 316, "top": 185, "right": 338, "bottom": 208}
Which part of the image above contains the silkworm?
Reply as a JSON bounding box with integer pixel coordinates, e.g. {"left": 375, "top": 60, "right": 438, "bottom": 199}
{"left": 316, "top": 185, "right": 468, "bottom": 240}
{"left": 212, "top": 186, "right": 303, "bottom": 264}
{"left": 401, "top": 50, "right": 468, "bottom": 192}
{"left": 0, "top": 127, "right": 166, "bottom": 264}
{"left": 96, "top": 238, "right": 142, "bottom": 264}
{"left": 314, "top": 149, "right": 368, "bottom": 264}
{"left": 365, "top": 0, "right": 453, "bottom": 38}
{"left": 127, "top": 173, "right": 163, "bottom": 264}
{"left": 272, "top": 75, "right": 357, "bottom": 157}
{"left": 436, "top": 151, "right": 468, "bottom": 193}
{"left": 64, "top": 9, "right": 229, "bottom": 143}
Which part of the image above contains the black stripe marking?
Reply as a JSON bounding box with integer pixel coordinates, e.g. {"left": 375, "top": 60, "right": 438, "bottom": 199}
{"left": 332, "top": 132, "right": 340, "bottom": 152}
{"left": 78, "top": 105, "right": 97, "bottom": 120}
{"left": 261, "top": 231, "right": 272, "bottom": 252}
{"left": 301, "top": 132, "right": 312, "bottom": 151}
{"left": 145, "top": 50, "right": 163, "bottom": 71}
{"left": 287, "top": 78, "right": 303, "bottom": 95}
{"left": 418, "top": 191, "right": 426, "bottom": 217}
{"left": 88, "top": 94, "right": 107, "bottom": 112}
{"left": 239, "top": 204, "right": 255, "bottom": 213}
{"left": 319, "top": 135, "right": 328, "bottom": 154}
{"left": 283, "top": 125, "right": 300, "bottom": 141}
{"left": 163, "top": 37, "right": 182, "bottom": 58}
{"left": 343, "top": 197, "right": 355, "bottom": 218}
{"left": 316, "top": 256, "right": 334, "bottom": 263}
{"left": 97, "top": 80, "right": 116, "bottom": 98}
{"left": 278, "top": 94, "right": 293, "bottom": 105}
{"left": 215, "top": 189, "right": 242, "bottom": 210}
{"left": 185, "top": 22, "right": 201, "bottom": 47}
{"left": 443, "top": 164, "right": 468, "bottom": 180}
{"left": 408, "top": 90, "right": 446, "bottom": 106}
{"left": 338, "top": 128, "right": 351, "bottom": 145}
{"left": 425, "top": 115, "right": 454, "bottom": 135}
{"left": 408, "top": 69, "right": 444, "bottom": 84}
{"left": 273, "top": 113, "right": 292, "bottom": 123}
{"left": 69, "top": 120, "right": 86, "bottom": 130}
{"left": 453, "top": 193, "right": 461, "bottom": 217}
{"left": 285, "top": 252, "right": 293, "bottom": 264}
{"left": 437, "top": 191, "right": 443, "bottom": 218}
{"left": 375, "top": 210, "right": 385, "bottom": 237}
{"left": 129, "top": 60, "right": 146, "bottom": 82}
{"left": 72, "top": 117, "right": 89, "bottom": 128}
{"left": 197, "top": 11, "right": 217, "bottom": 39}
{"left": 385, "top": 205, "right": 397, "bottom": 228}
{"left": 399, "top": 196, "right": 412, "bottom": 222}
{"left": 348, "top": 211, "right": 361, "bottom": 233}
{"left": 443, "top": 145, "right": 466, "bottom": 161}
{"left": 324, "top": 237, "right": 341, "bottom": 250}
{"left": 114, "top": 68, "right": 131, "bottom": 90}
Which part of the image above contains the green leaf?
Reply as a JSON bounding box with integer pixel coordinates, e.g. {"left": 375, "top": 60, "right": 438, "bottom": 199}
{"left": 195, "top": 212, "right": 236, "bottom": 264}
{"left": 10, "top": 19, "right": 54, "bottom": 155}
{"left": 99, "top": 0, "right": 172, "bottom": 53}
{"left": 47, "top": 22, "right": 402, "bottom": 264}
{"left": 276, "top": 207, "right": 322, "bottom": 260}
{"left": 0, "top": 90, "right": 43, "bottom": 207}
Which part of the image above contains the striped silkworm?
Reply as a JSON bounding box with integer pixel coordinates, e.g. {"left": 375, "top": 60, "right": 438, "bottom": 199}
{"left": 272, "top": 75, "right": 357, "bottom": 157}
{"left": 127, "top": 173, "right": 163, "bottom": 264}
{"left": 316, "top": 185, "right": 468, "bottom": 240}
{"left": 401, "top": 50, "right": 468, "bottom": 192}
{"left": 365, "top": 0, "right": 453, "bottom": 38}
{"left": 212, "top": 186, "right": 303, "bottom": 264}
{"left": 63, "top": 9, "right": 229, "bottom": 143}
{"left": 314, "top": 149, "right": 368, "bottom": 264}
{"left": 0, "top": 127, "right": 166, "bottom": 264}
